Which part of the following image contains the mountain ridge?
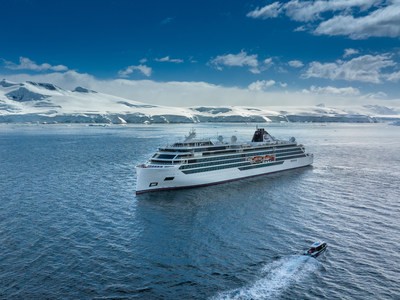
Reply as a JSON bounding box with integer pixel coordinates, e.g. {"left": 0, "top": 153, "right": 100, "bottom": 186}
{"left": 1, "top": 79, "right": 399, "bottom": 124}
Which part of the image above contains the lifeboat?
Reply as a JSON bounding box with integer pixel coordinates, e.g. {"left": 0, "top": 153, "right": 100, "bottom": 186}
{"left": 252, "top": 156, "right": 264, "bottom": 163}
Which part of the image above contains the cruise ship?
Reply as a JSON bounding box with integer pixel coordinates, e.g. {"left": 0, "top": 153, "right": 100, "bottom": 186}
{"left": 136, "top": 128, "right": 313, "bottom": 194}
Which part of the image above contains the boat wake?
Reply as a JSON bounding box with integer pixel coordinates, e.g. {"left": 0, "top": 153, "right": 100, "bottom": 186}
{"left": 214, "top": 255, "right": 320, "bottom": 300}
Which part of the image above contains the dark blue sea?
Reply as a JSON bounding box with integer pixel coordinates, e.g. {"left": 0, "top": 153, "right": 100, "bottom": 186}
{"left": 1, "top": 123, "right": 399, "bottom": 299}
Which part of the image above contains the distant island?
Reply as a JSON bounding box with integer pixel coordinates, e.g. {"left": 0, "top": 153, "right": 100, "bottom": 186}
{"left": 1, "top": 79, "right": 399, "bottom": 124}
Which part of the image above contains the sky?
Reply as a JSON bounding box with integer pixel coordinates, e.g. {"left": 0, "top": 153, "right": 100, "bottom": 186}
{"left": 1, "top": 0, "right": 400, "bottom": 107}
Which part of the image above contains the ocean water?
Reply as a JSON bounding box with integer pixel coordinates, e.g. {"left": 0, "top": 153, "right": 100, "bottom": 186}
{"left": 0, "top": 123, "right": 399, "bottom": 299}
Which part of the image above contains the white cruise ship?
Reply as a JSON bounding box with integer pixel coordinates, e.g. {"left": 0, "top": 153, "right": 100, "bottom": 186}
{"left": 136, "top": 128, "right": 313, "bottom": 194}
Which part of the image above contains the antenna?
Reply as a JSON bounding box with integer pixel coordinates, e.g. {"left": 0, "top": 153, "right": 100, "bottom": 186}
{"left": 184, "top": 128, "right": 196, "bottom": 142}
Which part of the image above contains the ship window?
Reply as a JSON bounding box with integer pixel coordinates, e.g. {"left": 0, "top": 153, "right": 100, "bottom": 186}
{"left": 164, "top": 177, "right": 175, "bottom": 181}
{"left": 153, "top": 154, "right": 176, "bottom": 160}
{"left": 176, "top": 154, "right": 192, "bottom": 158}
{"left": 149, "top": 182, "right": 158, "bottom": 187}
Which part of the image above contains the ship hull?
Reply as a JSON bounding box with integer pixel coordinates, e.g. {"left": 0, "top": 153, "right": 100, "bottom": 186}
{"left": 136, "top": 155, "right": 313, "bottom": 194}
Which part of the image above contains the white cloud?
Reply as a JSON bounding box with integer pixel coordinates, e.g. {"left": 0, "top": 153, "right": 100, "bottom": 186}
{"left": 284, "top": 0, "right": 379, "bottom": 22}
{"left": 314, "top": 3, "right": 400, "bottom": 39}
{"left": 246, "top": 0, "right": 400, "bottom": 40}
{"left": 252, "top": 58, "right": 275, "bottom": 73}
{"left": 364, "top": 91, "right": 387, "bottom": 99}
{"left": 210, "top": 50, "right": 259, "bottom": 73}
{"left": 263, "top": 58, "right": 274, "bottom": 68}
{"left": 386, "top": 71, "right": 400, "bottom": 82}
{"left": 264, "top": 58, "right": 273, "bottom": 64}
{"left": 3, "top": 57, "right": 68, "bottom": 72}
{"left": 2, "top": 70, "right": 398, "bottom": 107}
{"left": 118, "top": 64, "right": 152, "bottom": 77}
{"left": 294, "top": 25, "right": 307, "bottom": 32}
{"left": 155, "top": 56, "right": 184, "bottom": 63}
{"left": 288, "top": 60, "right": 304, "bottom": 68}
{"left": 246, "top": 2, "right": 283, "bottom": 19}
{"left": 249, "top": 68, "right": 261, "bottom": 74}
{"left": 303, "top": 54, "right": 396, "bottom": 83}
{"left": 139, "top": 58, "right": 148, "bottom": 64}
{"left": 279, "top": 82, "right": 288, "bottom": 87}
{"left": 343, "top": 48, "right": 359, "bottom": 58}
{"left": 248, "top": 80, "right": 276, "bottom": 91}
{"left": 247, "top": 0, "right": 379, "bottom": 22}
{"left": 305, "top": 85, "right": 361, "bottom": 96}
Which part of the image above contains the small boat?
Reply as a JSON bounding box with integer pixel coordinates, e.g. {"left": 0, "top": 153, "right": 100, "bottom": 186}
{"left": 304, "top": 241, "right": 327, "bottom": 257}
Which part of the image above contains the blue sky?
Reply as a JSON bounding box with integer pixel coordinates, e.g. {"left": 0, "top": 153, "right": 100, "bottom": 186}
{"left": 1, "top": 0, "right": 400, "bottom": 106}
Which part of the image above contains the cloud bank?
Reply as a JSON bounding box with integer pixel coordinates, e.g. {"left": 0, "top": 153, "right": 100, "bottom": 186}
{"left": 3, "top": 57, "right": 68, "bottom": 72}
{"left": 247, "top": 0, "right": 400, "bottom": 40}
{"left": 314, "top": 3, "right": 400, "bottom": 39}
{"left": 303, "top": 54, "right": 396, "bottom": 83}
{"left": 303, "top": 85, "right": 360, "bottom": 96}
{"left": 118, "top": 64, "right": 152, "bottom": 77}
{"left": 1, "top": 70, "right": 397, "bottom": 107}
{"left": 210, "top": 50, "right": 260, "bottom": 73}
{"left": 246, "top": 2, "right": 283, "bottom": 19}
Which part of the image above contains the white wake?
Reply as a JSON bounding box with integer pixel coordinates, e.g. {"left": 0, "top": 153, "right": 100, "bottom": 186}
{"left": 214, "top": 255, "right": 320, "bottom": 300}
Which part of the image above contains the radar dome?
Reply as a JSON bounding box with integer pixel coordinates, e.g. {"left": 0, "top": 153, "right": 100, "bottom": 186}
{"left": 231, "top": 135, "right": 237, "bottom": 143}
{"left": 217, "top": 135, "right": 224, "bottom": 143}
{"left": 289, "top": 137, "right": 296, "bottom": 143}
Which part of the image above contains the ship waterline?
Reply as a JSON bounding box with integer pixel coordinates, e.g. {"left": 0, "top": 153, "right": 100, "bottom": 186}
{"left": 135, "top": 128, "right": 313, "bottom": 194}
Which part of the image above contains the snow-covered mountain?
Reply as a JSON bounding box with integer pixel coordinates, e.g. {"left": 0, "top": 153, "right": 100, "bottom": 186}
{"left": 1, "top": 79, "right": 399, "bottom": 124}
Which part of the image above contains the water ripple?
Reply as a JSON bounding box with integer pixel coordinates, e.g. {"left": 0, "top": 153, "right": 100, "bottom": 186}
{"left": 0, "top": 123, "right": 399, "bottom": 299}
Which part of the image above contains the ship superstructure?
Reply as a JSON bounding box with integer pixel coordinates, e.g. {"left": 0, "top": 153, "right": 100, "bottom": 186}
{"left": 136, "top": 128, "right": 313, "bottom": 194}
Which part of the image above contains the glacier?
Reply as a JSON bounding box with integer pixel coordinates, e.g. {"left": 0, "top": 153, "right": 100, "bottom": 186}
{"left": 1, "top": 79, "right": 399, "bottom": 124}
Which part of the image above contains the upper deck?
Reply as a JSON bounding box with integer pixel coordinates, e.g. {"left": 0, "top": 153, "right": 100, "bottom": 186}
{"left": 143, "top": 128, "right": 306, "bottom": 165}
{"left": 137, "top": 128, "right": 311, "bottom": 170}
{"left": 157, "top": 127, "right": 289, "bottom": 153}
